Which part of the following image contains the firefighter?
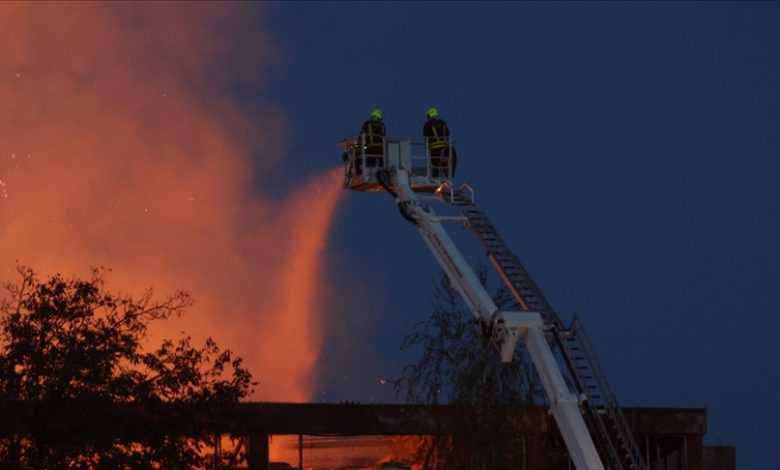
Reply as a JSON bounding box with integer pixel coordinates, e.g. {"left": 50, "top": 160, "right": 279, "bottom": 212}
{"left": 423, "top": 107, "right": 456, "bottom": 178}
{"left": 357, "top": 108, "right": 386, "bottom": 172}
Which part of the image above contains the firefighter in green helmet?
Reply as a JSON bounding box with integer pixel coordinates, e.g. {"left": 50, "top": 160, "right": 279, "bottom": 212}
{"left": 423, "top": 107, "right": 456, "bottom": 178}
{"left": 357, "top": 108, "right": 386, "bottom": 172}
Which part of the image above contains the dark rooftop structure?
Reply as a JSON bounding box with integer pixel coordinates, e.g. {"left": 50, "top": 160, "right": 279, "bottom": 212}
{"left": 1, "top": 401, "right": 732, "bottom": 469}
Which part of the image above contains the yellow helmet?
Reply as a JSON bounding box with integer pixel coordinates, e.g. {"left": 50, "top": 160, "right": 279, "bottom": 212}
{"left": 369, "top": 108, "right": 383, "bottom": 120}
{"left": 426, "top": 107, "right": 439, "bottom": 119}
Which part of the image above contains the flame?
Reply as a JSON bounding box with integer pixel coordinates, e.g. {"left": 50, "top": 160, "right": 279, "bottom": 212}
{"left": 0, "top": 4, "right": 341, "bottom": 401}
{"left": 268, "top": 435, "right": 424, "bottom": 468}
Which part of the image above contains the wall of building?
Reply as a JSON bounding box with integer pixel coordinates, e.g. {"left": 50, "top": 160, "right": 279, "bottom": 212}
{"left": 703, "top": 446, "right": 736, "bottom": 470}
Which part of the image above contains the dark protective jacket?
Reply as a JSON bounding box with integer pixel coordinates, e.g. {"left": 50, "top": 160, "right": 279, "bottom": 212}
{"left": 423, "top": 117, "right": 450, "bottom": 151}
{"left": 359, "top": 119, "right": 386, "bottom": 154}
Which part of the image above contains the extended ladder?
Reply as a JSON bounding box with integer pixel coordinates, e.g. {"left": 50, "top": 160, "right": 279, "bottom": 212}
{"left": 464, "top": 210, "right": 646, "bottom": 470}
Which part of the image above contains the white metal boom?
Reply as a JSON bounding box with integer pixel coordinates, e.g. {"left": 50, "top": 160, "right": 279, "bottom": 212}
{"left": 339, "top": 136, "right": 648, "bottom": 470}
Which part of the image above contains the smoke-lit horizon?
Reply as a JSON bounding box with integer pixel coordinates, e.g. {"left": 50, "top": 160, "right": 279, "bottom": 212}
{"left": 0, "top": 3, "right": 342, "bottom": 402}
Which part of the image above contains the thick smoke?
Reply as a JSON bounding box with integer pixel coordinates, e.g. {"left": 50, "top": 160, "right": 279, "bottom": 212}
{"left": 0, "top": 3, "right": 341, "bottom": 401}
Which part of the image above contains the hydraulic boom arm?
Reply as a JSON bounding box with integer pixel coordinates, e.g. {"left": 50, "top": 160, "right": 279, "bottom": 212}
{"left": 388, "top": 169, "right": 605, "bottom": 470}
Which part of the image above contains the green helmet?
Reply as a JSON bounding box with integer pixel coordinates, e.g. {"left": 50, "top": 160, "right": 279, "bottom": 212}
{"left": 369, "top": 108, "right": 383, "bottom": 120}
{"left": 426, "top": 107, "right": 440, "bottom": 119}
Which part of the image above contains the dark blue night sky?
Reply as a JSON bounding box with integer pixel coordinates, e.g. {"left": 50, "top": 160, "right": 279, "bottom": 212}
{"left": 258, "top": 3, "right": 780, "bottom": 468}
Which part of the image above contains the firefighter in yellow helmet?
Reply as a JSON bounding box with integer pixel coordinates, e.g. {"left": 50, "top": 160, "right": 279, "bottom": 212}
{"left": 357, "top": 108, "right": 386, "bottom": 172}
{"left": 423, "top": 107, "right": 457, "bottom": 178}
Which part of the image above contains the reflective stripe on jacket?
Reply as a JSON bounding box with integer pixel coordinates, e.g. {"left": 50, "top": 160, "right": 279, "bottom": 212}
{"left": 423, "top": 118, "right": 450, "bottom": 150}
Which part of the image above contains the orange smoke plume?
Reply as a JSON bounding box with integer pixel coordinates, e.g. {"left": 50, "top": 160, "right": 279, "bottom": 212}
{"left": 0, "top": 3, "right": 341, "bottom": 401}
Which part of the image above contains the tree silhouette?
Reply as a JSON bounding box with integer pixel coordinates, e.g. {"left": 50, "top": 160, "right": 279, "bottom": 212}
{"left": 395, "top": 269, "right": 545, "bottom": 469}
{"left": 0, "top": 266, "right": 253, "bottom": 469}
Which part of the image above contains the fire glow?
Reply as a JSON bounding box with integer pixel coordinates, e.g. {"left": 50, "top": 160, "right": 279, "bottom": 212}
{"left": 0, "top": 4, "right": 341, "bottom": 401}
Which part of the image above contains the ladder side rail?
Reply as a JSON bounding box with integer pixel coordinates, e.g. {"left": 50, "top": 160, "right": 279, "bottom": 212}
{"left": 608, "top": 399, "right": 647, "bottom": 470}
{"left": 556, "top": 329, "right": 609, "bottom": 409}
{"left": 552, "top": 329, "right": 625, "bottom": 468}
{"left": 552, "top": 329, "right": 587, "bottom": 397}
{"left": 501, "top": 249, "right": 559, "bottom": 324}
{"left": 581, "top": 400, "right": 624, "bottom": 469}
{"left": 570, "top": 317, "right": 617, "bottom": 403}
{"left": 463, "top": 211, "right": 563, "bottom": 328}
{"left": 486, "top": 254, "right": 531, "bottom": 311}
{"left": 571, "top": 317, "right": 647, "bottom": 470}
